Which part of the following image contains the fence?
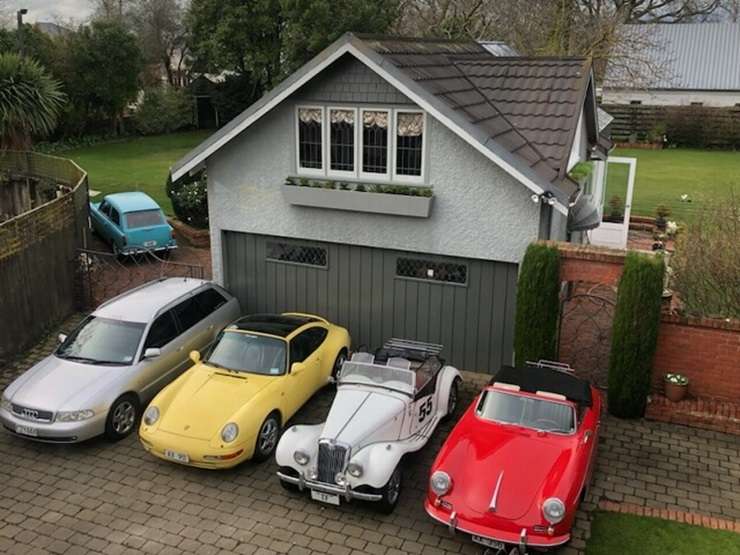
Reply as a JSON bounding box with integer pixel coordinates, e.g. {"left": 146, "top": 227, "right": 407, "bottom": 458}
{"left": 603, "top": 104, "right": 740, "bottom": 148}
{"left": 0, "top": 151, "right": 89, "bottom": 361}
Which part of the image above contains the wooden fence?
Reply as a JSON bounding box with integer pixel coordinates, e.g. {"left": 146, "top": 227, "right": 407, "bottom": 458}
{"left": 0, "top": 151, "right": 89, "bottom": 362}
{"left": 603, "top": 104, "right": 740, "bottom": 148}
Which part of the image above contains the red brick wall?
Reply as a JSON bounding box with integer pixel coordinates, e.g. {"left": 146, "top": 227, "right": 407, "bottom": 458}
{"left": 545, "top": 241, "right": 625, "bottom": 286}
{"left": 652, "top": 315, "right": 740, "bottom": 403}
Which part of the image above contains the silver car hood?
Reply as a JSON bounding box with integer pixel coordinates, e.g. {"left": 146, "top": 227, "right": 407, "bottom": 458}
{"left": 320, "top": 387, "right": 406, "bottom": 448}
{"left": 4, "top": 355, "right": 127, "bottom": 412}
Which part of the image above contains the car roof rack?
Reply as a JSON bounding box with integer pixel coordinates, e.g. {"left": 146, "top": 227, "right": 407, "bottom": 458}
{"left": 526, "top": 360, "right": 575, "bottom": 374}
{"left": 382, "top": 338, "right": 443, "bottom": 357}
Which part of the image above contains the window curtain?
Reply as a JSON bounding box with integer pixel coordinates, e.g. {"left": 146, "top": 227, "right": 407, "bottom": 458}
{"left": 298, "top": 108, "right": 322, "bottom": 124}
{"left": 330, "top": 109, "right": 355, "bottom": 125}
{"left": 397, "top": 113, "right": 423, "bottom": 136}
{"left": 363, "top": 111, "right": 388, "bottom": 129}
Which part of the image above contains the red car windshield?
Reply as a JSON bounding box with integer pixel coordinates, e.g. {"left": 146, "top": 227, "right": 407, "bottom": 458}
{"left": 476, "top": 389, "right": 575, "bottom": 434}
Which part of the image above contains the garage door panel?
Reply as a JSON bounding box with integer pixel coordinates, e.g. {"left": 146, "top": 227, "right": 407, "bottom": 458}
{"left": 223, "top": 231, "right": 516, "bottom": 373}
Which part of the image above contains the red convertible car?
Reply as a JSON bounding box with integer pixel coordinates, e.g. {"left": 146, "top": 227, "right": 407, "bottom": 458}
{"left": 425, "top": 363, "right": 601, "bottom": 554}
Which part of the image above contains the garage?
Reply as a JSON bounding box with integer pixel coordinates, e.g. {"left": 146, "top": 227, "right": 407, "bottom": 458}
{"left": 222, "top": 231, "right": 517, "bottom": 373}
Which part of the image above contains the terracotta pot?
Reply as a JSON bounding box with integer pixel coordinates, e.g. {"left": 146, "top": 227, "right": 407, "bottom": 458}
{"left": 664, "top": 380, "right": 688, "bottom": 402}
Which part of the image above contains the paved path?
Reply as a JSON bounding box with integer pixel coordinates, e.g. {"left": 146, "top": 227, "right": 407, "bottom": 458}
{"left": 1, "top": 318, "right": 737, "bottom": 555}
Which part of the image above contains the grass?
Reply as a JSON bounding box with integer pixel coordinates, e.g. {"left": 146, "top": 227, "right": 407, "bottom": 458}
{"left": 606, "top": 148, "right": 740, "bottom": 222}
{"left": 61, "top": 130, "right": 210, "bottom": 216}
{"left": 586, "top": 511, "right": 740, "bottom": 554}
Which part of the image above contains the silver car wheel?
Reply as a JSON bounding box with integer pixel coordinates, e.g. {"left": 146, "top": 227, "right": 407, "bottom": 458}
{"left": 448, "top": 382, "right": 458, "bottom": 415}
{"left": 386, "top": 466, "right": 401, "bottom": 504}
{"left": 112, "top": 400, "right": 135, "bottom": 435}
{"left": 259, "top": 418, "right": 278, "bottom": 453}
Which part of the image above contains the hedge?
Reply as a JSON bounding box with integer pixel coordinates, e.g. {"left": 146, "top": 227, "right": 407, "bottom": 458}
{"left": 514, "top": 243, "right": 561, "bottom": 366}
{"left": 166, "top": 172, "right": 208, "bottom": 229}
{"left": 607, "top": 252, "right": 665, "bottom": 418}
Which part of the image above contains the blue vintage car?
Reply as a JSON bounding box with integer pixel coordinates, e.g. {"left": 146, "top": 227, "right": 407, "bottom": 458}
{"left": 89, "top": 192, "right": 177, "bottom": 255}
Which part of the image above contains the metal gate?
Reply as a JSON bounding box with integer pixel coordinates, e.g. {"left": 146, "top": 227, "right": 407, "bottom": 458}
{"left": 75, "top": 248, "right": 204, "bottom": 311}
{"left": 557, "top": 282, "right": 616, "bottom": 389}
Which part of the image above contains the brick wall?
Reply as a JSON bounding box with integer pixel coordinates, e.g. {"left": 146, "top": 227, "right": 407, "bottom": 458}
{"left": 652, "top": 314, "right": 740, "bottom": 403}
{"left": 546, "top": 241, "right": 625, "bottom": 286}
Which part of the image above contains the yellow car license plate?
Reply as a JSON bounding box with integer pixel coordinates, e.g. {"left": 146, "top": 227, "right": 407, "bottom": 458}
{"left": 164, "top": 449, "right": 189, "bottom": 464}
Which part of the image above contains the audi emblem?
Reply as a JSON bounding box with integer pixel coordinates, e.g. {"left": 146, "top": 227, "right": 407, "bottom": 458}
{"left": 21, "top": 408, "right": 39, "bottom": 419}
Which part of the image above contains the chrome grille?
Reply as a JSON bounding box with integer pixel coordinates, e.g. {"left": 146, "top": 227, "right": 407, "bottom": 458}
{"left": 11, "top": 404, "right": 53, "bottom": 422}
{"left": 317, "top": 440, "right": 348, "bottom": 484}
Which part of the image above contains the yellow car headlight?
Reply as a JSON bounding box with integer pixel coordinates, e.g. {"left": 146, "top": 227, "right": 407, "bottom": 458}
{"left": 221, "top": 422, "right": 239, "bottom": 443}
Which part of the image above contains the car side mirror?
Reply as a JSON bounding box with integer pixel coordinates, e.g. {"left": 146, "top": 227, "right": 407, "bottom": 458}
{"left": 291, "top": 362, "right": 305, "bottom": 375}
{"left": 57, "top": 333, "right": 67, "bottom": 344}
{"left": 143, "top": 347, "right": 161, "bottom": 359}
{"left": 189, "top": 350, "right": 201, "bottom": 364}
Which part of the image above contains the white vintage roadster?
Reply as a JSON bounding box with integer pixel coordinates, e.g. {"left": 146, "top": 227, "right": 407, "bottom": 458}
{"left": 276, "top": 338, "right": 462, "bottom": 513}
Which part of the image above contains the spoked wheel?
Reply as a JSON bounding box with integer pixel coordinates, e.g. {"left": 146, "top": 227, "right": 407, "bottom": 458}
{"left": 105, "top": 394, "right": 139, "bottom": 441}
{"left": 376, "top": 463, "right": 402, "bottom": 514}
{"left": 445, "top": 377, "right": 461, "bottom": 419}
{"left": 253, "top": 412, "right": 281, "bottom": 462}
{"left": 331, "top": 349, "right": 347, "bottom": 382}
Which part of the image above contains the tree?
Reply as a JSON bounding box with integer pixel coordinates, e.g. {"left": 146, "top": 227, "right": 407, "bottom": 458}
{"left": 131, "top": 0, "right": 188, "bottom": 86}
{"left": 64, "top": 20, "right": 143, "bottom": 133}
{"left": 0, "top": 53, "right": 67, "bottom": 149}
{"left": 0, "top": 25, "right": 57, "bottom": 70}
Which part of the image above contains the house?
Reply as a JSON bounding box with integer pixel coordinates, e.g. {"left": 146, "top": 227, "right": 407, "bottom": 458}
{"left": 170, "top": 33, "right": 611, "bottom": 372}
{"left": 602, "top": 23, "right": 740, "bottom": 107}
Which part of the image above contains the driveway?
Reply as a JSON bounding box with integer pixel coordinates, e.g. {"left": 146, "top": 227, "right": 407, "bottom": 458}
{"left": 1, "top": 317, "right": 738, "bottom": 555}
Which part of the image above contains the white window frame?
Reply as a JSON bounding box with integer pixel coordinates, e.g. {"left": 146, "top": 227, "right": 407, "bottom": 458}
{"left": 327, "top": 106, "right": 359, "bottom": 179}
{"left": 392, "top": 109, "right": 426, "bottom": 184}
{"left": 359, "top": 107, "right": 392, "bottom": 181}
{"left": 295, "top": 105, "right": 325, "bottom": 176}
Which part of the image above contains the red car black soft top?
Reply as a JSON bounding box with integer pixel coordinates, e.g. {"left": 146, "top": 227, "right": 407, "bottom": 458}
{"left": 490, "top": 365, "right": 593, "bottom": 407}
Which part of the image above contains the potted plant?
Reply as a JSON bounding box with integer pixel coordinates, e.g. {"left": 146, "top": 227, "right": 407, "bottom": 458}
{"left": 664, "top": 373, "right": 689, "bottom": 402}
{"left": 655, "top": 204, "right": 671, "bottom": 231}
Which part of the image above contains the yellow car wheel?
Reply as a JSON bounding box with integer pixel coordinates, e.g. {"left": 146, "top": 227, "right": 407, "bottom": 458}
{"left": 253, "top": 412, "right": 281, "bottom": 462}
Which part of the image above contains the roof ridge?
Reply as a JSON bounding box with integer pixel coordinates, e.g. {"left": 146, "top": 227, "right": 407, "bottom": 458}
{"left": 353, "top": 33, "right": 480, "bottom": 45}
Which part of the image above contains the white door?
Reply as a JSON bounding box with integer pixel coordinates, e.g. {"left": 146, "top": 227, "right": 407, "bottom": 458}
{"left": 589, "top": 156, "right": 636, "bottom": 249}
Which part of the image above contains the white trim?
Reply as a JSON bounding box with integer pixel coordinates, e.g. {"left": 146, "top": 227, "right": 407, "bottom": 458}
{"left": 295, "top": 104, "right": 326, "bottom": 177}
{"left": 326, "top": 106, "right": 359, "bottom": 179}
{"left": 359, "top": 107, "right": 391, "bottom": 181}
{"left": 392, "top": 109, "right": 426, "bottom": 184}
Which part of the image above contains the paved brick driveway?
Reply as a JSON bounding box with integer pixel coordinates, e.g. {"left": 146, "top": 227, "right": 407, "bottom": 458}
{"left": 1, "top": 317, "right": 738, "bottom": 555}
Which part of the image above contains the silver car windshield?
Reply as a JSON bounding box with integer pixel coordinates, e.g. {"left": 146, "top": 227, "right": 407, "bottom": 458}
{"left": 206, "top": 332, "right": 286, "bottom": 376}
{"left": 338, "top": 361, "right": 415, "bottom": 395}
{"left": 56, "top": 316, "right": 145, "bottom": 365}
{"left": 477, "top": 390, "right": 575, "bottom": 434}
{"left": 125, "top": 209, "right": 164, "bottom": 229}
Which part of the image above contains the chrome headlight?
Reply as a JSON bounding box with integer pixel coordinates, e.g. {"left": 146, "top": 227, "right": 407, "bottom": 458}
{"left": 221, "top": 422, "right": 239, "bottom": 443}
{"left": 430, "top": 470, "right": 452, "bottom": 496}
{"left": 335, "top": 473, "right": 347, "bottom": 486}
{"left": 294, "top": 450, "right": 310, "bottom": 465}
{"left": 347, "top": 462, "right": 363, "bottom": 478}
{"left": 0, "top": 395, "right": 11, "bottom": 412}
{"left": 542, "top": 497, "right": 566, "bottom": 524}
{"left": 143, "top": 406, "right": 159, "bottom": 426}
{"left": 56, "top": 409, "right": 95, "bottom": 422}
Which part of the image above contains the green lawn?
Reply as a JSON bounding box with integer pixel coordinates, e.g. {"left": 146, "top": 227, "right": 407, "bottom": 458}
{"left": 607, "top": 148, "right": 740, "bottom": 222}
{"left": 61, "top": 130, "right": 210, "bottom": 215}
{"left": 586, "top": 512, "right": 740, "bottom": 554}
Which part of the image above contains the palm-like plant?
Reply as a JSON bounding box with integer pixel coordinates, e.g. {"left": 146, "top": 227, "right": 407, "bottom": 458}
{"left": 0, "top": 53, "right": 67, "bottom": 150}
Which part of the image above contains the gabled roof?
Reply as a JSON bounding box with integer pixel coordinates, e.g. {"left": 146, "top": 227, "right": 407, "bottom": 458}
{"left": 171, "top": 33, "right": 601, "bottom": 213}
{"left": 605, "top": 23, "right": 740, "bottom": 91}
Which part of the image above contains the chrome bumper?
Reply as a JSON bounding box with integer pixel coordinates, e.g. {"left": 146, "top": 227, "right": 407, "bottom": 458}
{"left": 276, "top": 471, "right": 382, "bottom": 502}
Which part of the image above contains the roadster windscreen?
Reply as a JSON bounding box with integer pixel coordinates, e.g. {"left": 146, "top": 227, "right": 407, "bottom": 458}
{"left": 476, "top": 390, "right": 576, "bottom": 434}
{"left": 125, "top": 209, "right": 165, "bottom": 229}
{"left": 206, "top": 332, "right": 286, "bottom": 375}
{"left": 339, "top": 361, "right": 415, "bottom": 395}
{"left": 56, "top": 316, "right": 145, "bottom": 365}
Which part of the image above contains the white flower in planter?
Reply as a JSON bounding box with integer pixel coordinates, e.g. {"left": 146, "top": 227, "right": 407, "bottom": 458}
{"left": 665, "top": 373, "right": 688, "bottom": 386}
{"left": 666, "top": 221, "right": 678, "bottom": 236}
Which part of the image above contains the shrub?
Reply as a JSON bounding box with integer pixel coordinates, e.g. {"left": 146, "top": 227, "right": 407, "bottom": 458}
{"left": 133, "top": 87, "right": 192, "bottom": 136}
{"left": 514, "top": 243, "right": 561, "bottom": 365}
{"left": 166, "top": 172, "right": 208, "bottom": 229}
{"left": 607, "top": 252, "right": 665, "bottom": 418}
{"left": 670, "top": 191, "right": 740, "bottom": 319}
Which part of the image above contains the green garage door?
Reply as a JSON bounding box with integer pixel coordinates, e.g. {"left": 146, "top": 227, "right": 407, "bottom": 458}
{"left": 222, "top": 231, "right": 517, "bottom": 373}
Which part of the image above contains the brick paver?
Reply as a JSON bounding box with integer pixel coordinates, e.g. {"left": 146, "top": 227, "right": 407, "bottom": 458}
{"left": 1, "top": 317, "right": 738, "bottom": 555}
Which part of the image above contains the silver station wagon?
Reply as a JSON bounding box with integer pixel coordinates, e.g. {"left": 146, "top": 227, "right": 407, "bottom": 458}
{"left": 0, "top": 278, "right": 240, "bottom": 443}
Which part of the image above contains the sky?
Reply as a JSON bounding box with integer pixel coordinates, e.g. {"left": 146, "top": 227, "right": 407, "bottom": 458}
{"left": 4, "top": 0, "right": 93, "bottom": 25}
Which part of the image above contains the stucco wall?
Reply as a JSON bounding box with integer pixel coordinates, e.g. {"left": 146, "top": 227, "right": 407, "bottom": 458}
{"left": 602, "top": 89, "right": 740, "bottom": 107}
{"left": 206, "top": 64, "right": 541, "bottom": 284}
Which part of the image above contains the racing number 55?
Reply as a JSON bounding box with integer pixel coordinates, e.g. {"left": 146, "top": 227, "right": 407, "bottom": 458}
{"left": 418, "top": 397, "right": 433, "bottom": 423}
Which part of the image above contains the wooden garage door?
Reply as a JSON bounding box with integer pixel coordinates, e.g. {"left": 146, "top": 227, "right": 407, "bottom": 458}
{"left": 222, "top": 231, "right": 517, "bottom": 373}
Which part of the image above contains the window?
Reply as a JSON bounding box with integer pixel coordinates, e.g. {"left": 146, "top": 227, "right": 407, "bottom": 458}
{"left": 171, "top": 297, "right": 207, "bottom": 332}
{"left": 194, "top": 287, "right": 227, "bottom": 316}
{"left": 266, "top": 241, "right": 327, "bottom": 268}
{"left": 297, "top": 107, "right": 323, "bottom": 172}
{"left": 361, "top": 109, "right": 389, "bottom": 176}
{"left": 126, "top": 210, "right": 164, "bottom": 229}
{"left": 394, "top": 111, "right": 424, "bottom": 178}
{"left": 396, "top": 257, "right": 467, "bottom": 285}
{"left": 477, "top": 390, "right": 575, "bottom": 434}
{"left": 207, "top": 332, "right": 286, "bottom": 375}
{"left": 290, "top": 327, "right": 328, "bottom": 366}
{"left": 99, "top": 201, "right": 111, "bottom": 217}
{"left": 110, "top": 208, "right": 120, "bottom": 226}
{"left": 56, "top": 316, "right": 145, "bottom": 365}
{"left": 145, "top": 311, "right": 179, "bottom": 349}
{"left": 329, "top": 108, "right": 356, "bottom": 174}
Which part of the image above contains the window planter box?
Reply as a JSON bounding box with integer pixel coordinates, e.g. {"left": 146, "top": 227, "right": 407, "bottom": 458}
{"left": 281, "top": 184, "right": 433, "bottom": 218}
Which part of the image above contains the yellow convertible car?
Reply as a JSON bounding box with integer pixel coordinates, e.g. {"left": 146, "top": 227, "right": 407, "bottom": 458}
{"left": 139, "top": 313, "right": 350, "bottom": 469}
